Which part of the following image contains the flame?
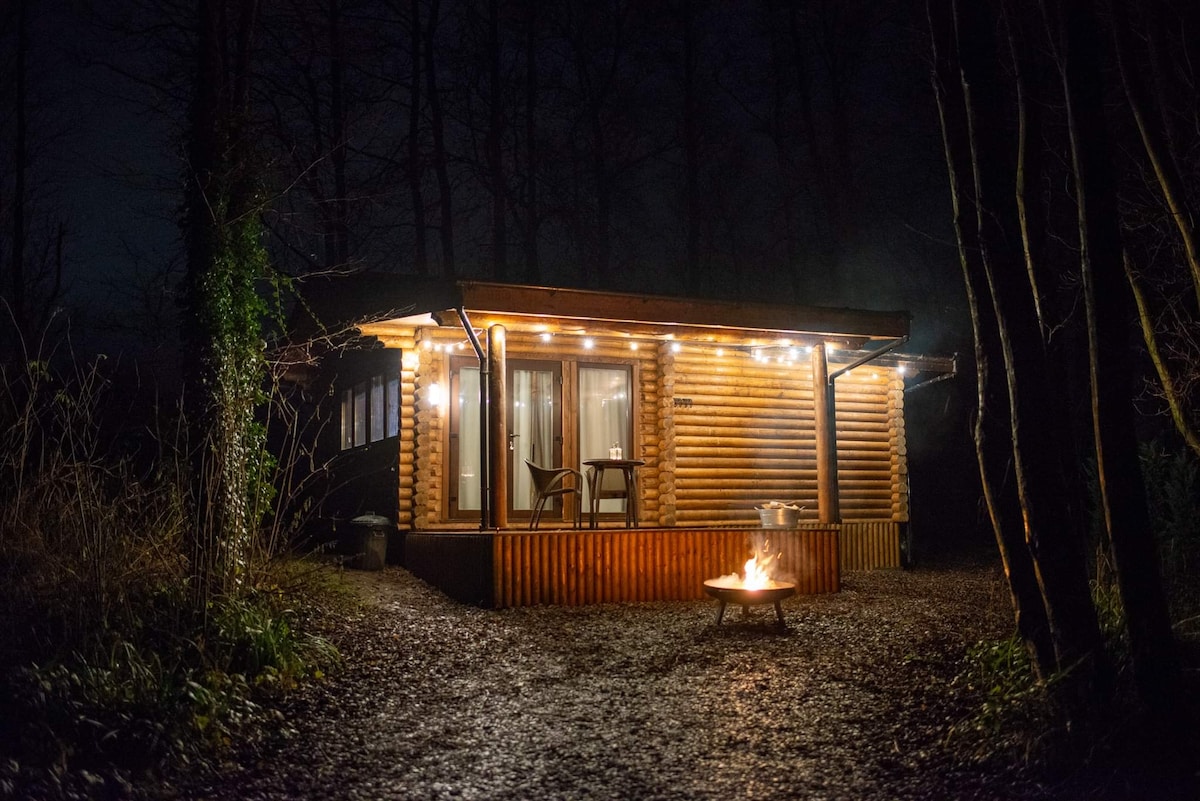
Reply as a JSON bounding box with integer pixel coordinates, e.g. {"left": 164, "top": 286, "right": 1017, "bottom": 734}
{"left": 742, "top": 553, "right": 773, "bottom": 589}
{"left": 709, "top": 536, "right": 781, "bottom": 589}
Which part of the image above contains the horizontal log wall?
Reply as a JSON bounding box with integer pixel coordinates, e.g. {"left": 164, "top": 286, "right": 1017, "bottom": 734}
{"left": 398, "top": 348, "right": 417, "bottom": 527}
{"left": 413, "top": 328, "right": 444, "bottom": 529}
{"left": 672, "top": 349, "right": 902, "bottom": 526}
{"left": 384, "top": 326, "right": 907, "bottom": 572}
{"left": 888, "top": 379, "right": 909, "bottom": 521}
{"left": 492, "top": 526, "right": 839, "bottom": 608}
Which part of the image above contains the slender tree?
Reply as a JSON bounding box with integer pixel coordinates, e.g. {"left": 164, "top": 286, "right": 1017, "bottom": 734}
{"left": 180, "top": 0, "right": 271, "bottom": 605}
{"left": 1052, "top": 0, "right": 1179, "bottom": 721}
{"left": 409, "top": 0, "right": 429, "bottom": 275}
{"left": 0, "top": 0, "right": 65, "bottom": 353}
{"left": 929, "top": 0, "right": 1109, "bottom": 697}
{"left": 927, "top": 0, "right": 1056, "bottom": 674}
{"left": 425, "top": 0, "right": 456, "bottom": 278}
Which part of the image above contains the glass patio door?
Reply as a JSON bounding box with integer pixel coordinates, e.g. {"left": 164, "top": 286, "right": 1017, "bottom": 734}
{"left": 579, "top": 365, "right": 632, "bottom": 513}
{"left": 448, "top": 358, "right": 562, "bottom": 520}
{"left": 509, "top": 360, "right": 563, "bottom": 519}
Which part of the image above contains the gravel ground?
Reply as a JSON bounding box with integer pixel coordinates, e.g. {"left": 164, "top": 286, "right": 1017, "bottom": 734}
{"left": 159, "top": 557, "right": 1196, "bottom": 801}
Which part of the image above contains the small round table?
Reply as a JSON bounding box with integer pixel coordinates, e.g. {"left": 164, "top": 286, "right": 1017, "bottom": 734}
{"left": 583, "top": 458, "right": 645, "bottom": 528}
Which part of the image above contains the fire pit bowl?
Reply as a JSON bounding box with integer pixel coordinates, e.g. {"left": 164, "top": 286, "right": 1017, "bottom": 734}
{"left": 703, "top": 578, "right": 797, "bottom": 627}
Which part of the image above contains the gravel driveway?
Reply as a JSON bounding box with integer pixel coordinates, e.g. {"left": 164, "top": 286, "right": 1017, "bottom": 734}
{"left": 159, "top": 558, "right": 1171, "bottom": 801}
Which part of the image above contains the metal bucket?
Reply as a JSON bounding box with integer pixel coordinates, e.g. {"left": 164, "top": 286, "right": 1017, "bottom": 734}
{"left": 757, "top": 506, "right": 799, "bottom": 528}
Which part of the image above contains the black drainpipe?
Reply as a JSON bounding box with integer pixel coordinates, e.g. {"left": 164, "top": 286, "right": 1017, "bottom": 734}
{"left": 456, "top": 307, "right": 490, "bottom": 530}
{"left": 827, "top": 335, "right": 910, "bottom": 383}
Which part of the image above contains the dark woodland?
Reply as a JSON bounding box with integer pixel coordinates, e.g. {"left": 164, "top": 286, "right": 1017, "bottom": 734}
{"left": 1, "top": 0, "right": 1198, "bottom": 798}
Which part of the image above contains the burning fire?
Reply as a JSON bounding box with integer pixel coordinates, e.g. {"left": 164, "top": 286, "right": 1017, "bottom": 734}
{"left": 741, "top": 553, "right": 774, "bottom": 589}
{"left": 712, "top": 538, "right": 780, "bottom": 589}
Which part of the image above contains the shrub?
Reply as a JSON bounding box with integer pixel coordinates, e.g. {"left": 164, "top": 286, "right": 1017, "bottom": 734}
{"left": 0, "top": 349, "right": 339, "bottom": 797}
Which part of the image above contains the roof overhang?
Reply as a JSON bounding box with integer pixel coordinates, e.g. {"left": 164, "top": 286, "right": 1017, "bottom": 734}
{"left": 288, "top": 274, "right": 957, "bottom": 385}
{"left": 297, "top": 275, "right": 911, "bottom": 349}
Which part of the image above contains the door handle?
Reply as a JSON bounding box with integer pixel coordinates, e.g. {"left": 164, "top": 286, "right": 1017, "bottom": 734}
{"left": 508, "top": 432, "right": 519, "bottom": 452}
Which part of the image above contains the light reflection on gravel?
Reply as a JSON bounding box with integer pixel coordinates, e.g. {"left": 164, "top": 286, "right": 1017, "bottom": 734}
{"left": 164, "top": 559, "right": 1067, "bottom": 801}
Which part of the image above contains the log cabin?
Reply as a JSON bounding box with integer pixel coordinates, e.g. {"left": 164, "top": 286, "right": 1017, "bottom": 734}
{"left": 290, "top": 274, "right": 956, "bottom": 608}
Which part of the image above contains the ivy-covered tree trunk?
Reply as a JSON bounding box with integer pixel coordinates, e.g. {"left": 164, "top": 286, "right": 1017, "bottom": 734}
{"left": 181, "top": 0, "right": 268, "bottom": 608}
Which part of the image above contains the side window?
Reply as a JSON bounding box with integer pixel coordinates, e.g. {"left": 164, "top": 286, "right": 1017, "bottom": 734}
{"left": 340, "top": 389, "right": 353, "bottom": 450}
{"left": 340, "top": 370, "right": 401, "bottom": 450}
{"left": 386, "top": 377, "right": 400, "bottom": 438}
{"left": 352, "top": 382, "right": 367, "bottom": 447}
{"left": 370, "top": 376, "right": 385, "bottom": 443}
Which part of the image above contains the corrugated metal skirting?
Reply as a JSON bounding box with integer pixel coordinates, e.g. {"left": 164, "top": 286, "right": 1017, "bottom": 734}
{"left": 492, "top": 527, "right": 839, "bottom": 608}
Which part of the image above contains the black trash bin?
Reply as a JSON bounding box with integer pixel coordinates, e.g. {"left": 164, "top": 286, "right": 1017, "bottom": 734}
{"left": 349, "top": 513, "right": 390, "bottom": 570}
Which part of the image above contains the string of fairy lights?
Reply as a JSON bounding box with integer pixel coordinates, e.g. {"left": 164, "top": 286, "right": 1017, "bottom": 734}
{"left": 407, "top": 327, "right": 910, "bottom": 412}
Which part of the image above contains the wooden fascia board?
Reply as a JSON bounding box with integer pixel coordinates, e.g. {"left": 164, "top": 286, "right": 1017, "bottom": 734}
{"left": 454, "top": 281, "right": 910, "bottom": 341}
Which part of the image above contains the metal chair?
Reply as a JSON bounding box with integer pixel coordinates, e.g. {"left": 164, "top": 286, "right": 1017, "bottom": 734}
{"left": 525, "top": 460, "right": 582, "bottom": 529}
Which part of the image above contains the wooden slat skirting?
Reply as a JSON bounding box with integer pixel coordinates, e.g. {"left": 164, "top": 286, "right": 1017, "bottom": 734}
{"left": 491, "top": 527, "right": 839, "bottom": 608}
{"left": 838, "top": 521, "right": 902, "bottom": 570}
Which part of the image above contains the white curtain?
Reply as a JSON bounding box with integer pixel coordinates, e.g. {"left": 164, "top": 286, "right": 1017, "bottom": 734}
{"left": 457, "top": 368, "right": 481, "bottom": 511}
{"left": 579, "top": 367, "right": 631, "bottom": 511}
{"left": 511, "top": 369, "right": 554, "bottom": 510}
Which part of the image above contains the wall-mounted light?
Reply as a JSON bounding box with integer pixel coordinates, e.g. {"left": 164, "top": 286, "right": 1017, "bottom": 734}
{"left": 540, "top": 332, "right": 553, "bottom": 343}
{"left": 428, "top": 382, "right": 444, "bottom": 409}
{"left": 670, "top": 342, "right": 682, "bottom": 353}
{"left": 583, "top": 337, "right": 595, "bottom": 349}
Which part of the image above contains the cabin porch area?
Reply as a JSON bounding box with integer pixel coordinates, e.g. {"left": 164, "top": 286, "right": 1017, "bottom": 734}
{"left": 401, "top": 521, "right": 903, "bottom": 608}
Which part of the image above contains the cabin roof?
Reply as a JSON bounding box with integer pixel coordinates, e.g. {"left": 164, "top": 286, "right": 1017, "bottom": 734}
{"left": 293, "top": 274, "right": 911, "bottom": 350}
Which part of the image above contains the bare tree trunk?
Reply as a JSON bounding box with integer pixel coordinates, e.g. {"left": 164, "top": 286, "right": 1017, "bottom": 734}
{"left": 1112, "top": 0, "right": 1200, "bottom": 455}
{"left": 11, "top": 0, "right": 28, "bottom": 338}
{"left": 1002, "top": 0, "right": 1048, "bottom": 335}
{"left": 425, "top": 0, "right": 455, "bottom": 278}
{"left": 682, "top": 0, "right": 701, "bottom": 293}
{"left": 954, "top": 0, "right": 1107, "bottom": 690}
{"left": 328, "top": 0, "right": 349, "bottom": 269}
{"left": 1112, "top": 0, "right": 1200, "bottom": 311}
{"left": 522, "top": 0, "right": 540, "bottom": 283}
{"left": 1125, "top": 258, "right": 1200, "bottom": 457}
{"left": 487, "top": 0, "right": 507, "bottom": 280}
{"left": 406, "top": 0, "right": 428, "bottom": 275}
{"left": 589, "top": 104, "right": 612, "bottom": 288}
{"left": 928, "top": 0, "right": 1056, "bottom": 675}
{"left": 1058, "top": 0, "right": 1179, "bottom": 723}
{"left": 785, "top": 5, "right": 837, "bottom": 278}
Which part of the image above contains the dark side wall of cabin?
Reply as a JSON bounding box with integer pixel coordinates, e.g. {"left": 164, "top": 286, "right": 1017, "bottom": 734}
{"left": 314, "top": 346, "right": 402, "bottom": 560}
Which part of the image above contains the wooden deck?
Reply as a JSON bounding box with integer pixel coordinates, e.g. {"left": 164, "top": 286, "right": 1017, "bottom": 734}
{"left": 405, "top": 526, "right": 850, "bottom": 608}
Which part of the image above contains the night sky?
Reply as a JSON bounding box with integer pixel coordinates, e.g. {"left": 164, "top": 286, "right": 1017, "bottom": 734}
{"left": 6, "top": 0, "right": 968, "bottom": 359}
